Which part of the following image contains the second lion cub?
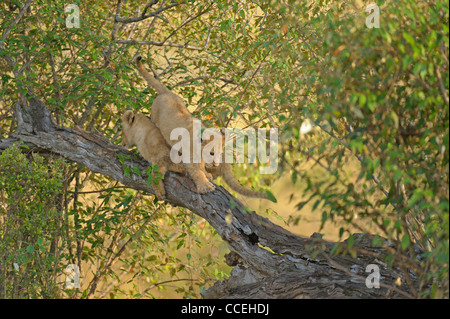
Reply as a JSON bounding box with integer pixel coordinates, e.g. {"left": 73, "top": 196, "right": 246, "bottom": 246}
{"left": 121, "top": 110, "right": 185, "bottom": 200}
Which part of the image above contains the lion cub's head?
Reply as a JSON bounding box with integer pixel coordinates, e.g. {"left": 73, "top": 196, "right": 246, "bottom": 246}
{"left": 121, "top": 110, "right": 138, "bottom": 148}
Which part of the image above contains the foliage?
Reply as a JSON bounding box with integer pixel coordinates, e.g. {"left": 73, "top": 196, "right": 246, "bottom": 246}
{"left": 283, "top": 0, "right": 449, "bottom": 298}
{"left": 0, "top": 0, "right": 448, "bottom": 298}
{"left": 0, "top": 144, "right": 68, "bottom": 298}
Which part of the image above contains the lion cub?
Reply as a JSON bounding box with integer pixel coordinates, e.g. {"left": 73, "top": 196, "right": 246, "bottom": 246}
{"left": 135, "top": 56, "right": 220, "bottom": 194}
{"left": 121, "top": 110, "right": 185, "bottom": 200}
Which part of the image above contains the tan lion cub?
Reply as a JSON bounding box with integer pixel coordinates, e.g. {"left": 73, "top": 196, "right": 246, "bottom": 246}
{"left": 135, "top": 56, "right": 220, "bottom": 194}
{"left": 121, "top": 110, "right": 185, "bottom": 200}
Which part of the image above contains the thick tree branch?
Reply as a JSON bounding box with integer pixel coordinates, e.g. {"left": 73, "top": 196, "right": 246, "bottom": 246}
{"left": 0, "top": 96, "right": 420, "bottom": 298}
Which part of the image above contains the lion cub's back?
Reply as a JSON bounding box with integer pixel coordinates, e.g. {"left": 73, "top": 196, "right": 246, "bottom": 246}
{"left": 151, "top": 93, "right": 192, "bottom": 137}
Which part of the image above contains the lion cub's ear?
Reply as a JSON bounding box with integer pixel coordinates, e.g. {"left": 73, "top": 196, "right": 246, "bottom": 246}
{"left": 122, "top": 110, "right": 135, "bottom": 125}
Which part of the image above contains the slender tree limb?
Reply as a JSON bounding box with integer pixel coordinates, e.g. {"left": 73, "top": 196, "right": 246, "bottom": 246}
{"left": 138, "top": 278, "right": 200, "bottom": 298}
{"left": 435, "top": 65, "right": 449, "bottom": 105}
{"left": 117, "top": 39, "right": 204, "bottom": 50}
{"left": 115, "top": 1, "right": 185, "bottom": 24}
{"left": 141, "top": 0, "right": 160, "bottom": 18}
{"left": 159, "top": 2, "right": 214, "bottom": 46}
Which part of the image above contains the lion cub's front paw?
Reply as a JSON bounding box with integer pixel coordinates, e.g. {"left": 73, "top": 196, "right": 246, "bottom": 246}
{"left": 196, "top": 181, "right": 215, "bottom": 194}
{"left": 153, "top": 184, "right": 166, "bottom": 201}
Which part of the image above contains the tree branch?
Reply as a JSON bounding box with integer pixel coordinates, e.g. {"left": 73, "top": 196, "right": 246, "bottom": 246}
{"left": 115, "top": 1, "right": 185, "bottom": 24}
{"left": 0, "top": 96, "right": 420, "bottom": 299}
{"left": 117, "top": 39, "right": 204, "bottom": 51}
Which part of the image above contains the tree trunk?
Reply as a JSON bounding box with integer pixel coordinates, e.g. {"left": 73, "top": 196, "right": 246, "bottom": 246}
{"left": 0, "top": 96, "right": 418, "bottom": 298}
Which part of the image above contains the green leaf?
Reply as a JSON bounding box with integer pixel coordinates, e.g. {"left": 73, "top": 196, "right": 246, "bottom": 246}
{"left": 349, "top": 248, "right": 357, "bottom": 259}
{"left": 295, "top": 200, "right": 309, "bottom": 211}
{"left": 403, "top": 32, "right": 415, "bottom": 46}
{"left": 321, "top": 211, "right": 327, "bottom": 224}
{"left": 117, "top": 153, "right": 129, "bottom": 164}
{"left": 401, "top": 234, "right": 410, "bottom": 251}
{"left": 358, "top": 94, "right": 367, "bottom": 107}
{"left": 265, "top": 190, "right": 277, "bottom": 203}
{"left": 339, "top": 227, "right": 344, "bottom": 239}
{"left": 291, "top": 171, "right": 298, "bottom": 184}
{"left": 347, "top": 234, "right": 354, "bottom": 249}
{"left": 154, "top": 172, "right": 164, "bottom": 179}
{"left": 330, "top": 242, "right": 341, "bottom": 256}
{"left": 409, "top": 189, "right": 423, "bottom": 206}
{"left": 132, "top": 167, "right": 141, "bottom": 176}
{"left": 372, "top": 235, "right": 382, "bottom": 247}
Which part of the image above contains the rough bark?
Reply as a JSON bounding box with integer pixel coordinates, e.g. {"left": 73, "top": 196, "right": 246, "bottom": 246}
{"left": 0, "top": 96, "right": 419, "bottom": 298}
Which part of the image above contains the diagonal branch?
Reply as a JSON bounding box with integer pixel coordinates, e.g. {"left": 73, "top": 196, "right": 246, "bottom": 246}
{"left": 115, "top": 1, "right": 185, "bottom": 24}
{"left": 0, "top": 95, "right": 420, "bottom": 299}
{"left": 159, "top": 2, "right": 214, "bottom": 46}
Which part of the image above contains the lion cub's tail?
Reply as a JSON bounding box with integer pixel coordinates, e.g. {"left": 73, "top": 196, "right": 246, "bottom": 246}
{"left": 221, "top": 164, "right": 270, "bottom": 200}
{"left": 135, "top": 56, "right": 170, "bottom": 94}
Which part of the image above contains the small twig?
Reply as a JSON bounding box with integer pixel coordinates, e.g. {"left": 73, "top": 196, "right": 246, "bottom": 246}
{"left": 117, "top": 39, "right": 204, "bottom": 50}
{"left": 156, "top": 47, "right": 173, "bottom": 78}
{"left": 159, "top": 2, "right": 214, "bottom": 46}
{"left": 141, "top": 0, "right": 159, "bottom": 17}
{"left": 115, "top": 1, "right": 185, "bottom": 24}
{"left": 103, "top": 0, "right": 123, "bottom": 68}
{"left": 170, "top": 76, "right": 237, "bottom": 89}
{"left": 137, "top": 278, "right": 200, "bottom": 299}
{"left": 435, "top": 65, "right": 449, "bottom": 105}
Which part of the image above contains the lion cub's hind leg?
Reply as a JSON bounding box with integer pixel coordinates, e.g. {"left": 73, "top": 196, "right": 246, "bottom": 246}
{"left": 167, "top": 162, "right": 186, "bottom": 175}
{"left": 148, "top": 158, "right": 168, "bottom": 200}
{"left": 151, "top": 161, "right": 188, "bottom": 200}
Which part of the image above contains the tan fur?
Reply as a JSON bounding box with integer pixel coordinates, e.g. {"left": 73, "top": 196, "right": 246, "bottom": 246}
{"left": 121, "top": 110, "right": 268, "bottom": 199}
{"left": 136, "top": 56, "right": 220, "bottom": 194}
{"left": 206, "top": 163, "right": 270, "bottom": 200}
{"left": 121, "top": 110, "right": 186, "bottom": 200}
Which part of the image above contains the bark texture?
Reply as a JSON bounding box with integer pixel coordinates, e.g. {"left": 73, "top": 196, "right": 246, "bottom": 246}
{"left": 0, "top": 96, "right": 419, "bottom": 298}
